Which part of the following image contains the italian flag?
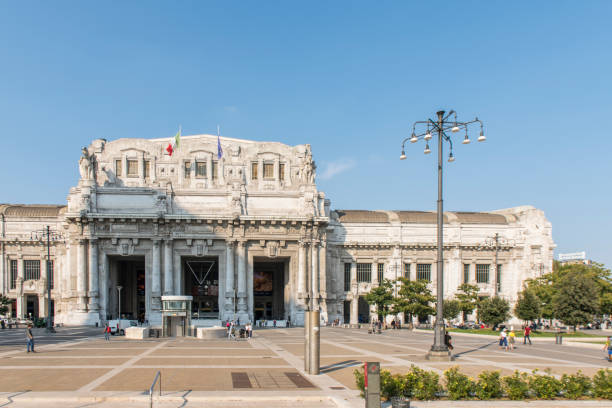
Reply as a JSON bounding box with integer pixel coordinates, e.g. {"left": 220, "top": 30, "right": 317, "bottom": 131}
{"left": 166, "top": 128, "right": 181, "bottom": 156}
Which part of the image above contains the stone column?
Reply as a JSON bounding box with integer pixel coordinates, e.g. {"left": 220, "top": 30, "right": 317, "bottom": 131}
{"left": 225, "top": 240, "right": 235, "bottom": 312}
{"left": 100, "top": 253, "right": 109, "bottom": 321}
{"left": 350, "top": 296, "right": 358, "bottom": 325}
{"left": 163, "top": 239, "right": 173, "bottom": 295}
{"left": 77, "top": 239, "right": 87, "bottom": 311}
{"left": 311, "top": 241, "right": 319, "bottom": 309}
{"left": 297, "top": 241, "right": 307, "bottom": 300}
{"left": 88, "top": 239, "right": 99, "bottom": 310}
{"left": 151, "top": 240, "right": 161, "bottom": 309}
{"left": 236, "top": 241, "right": 247, "bottom": 313}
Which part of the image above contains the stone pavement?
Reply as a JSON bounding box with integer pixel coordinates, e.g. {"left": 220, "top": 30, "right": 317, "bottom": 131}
{"left": 0, "top": 326, "right": 611, "bottom": 407}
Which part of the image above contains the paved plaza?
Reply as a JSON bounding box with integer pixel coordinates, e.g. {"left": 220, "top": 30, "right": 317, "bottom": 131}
{"left": 0, "top": 326, "right": 611, "bottom": 407}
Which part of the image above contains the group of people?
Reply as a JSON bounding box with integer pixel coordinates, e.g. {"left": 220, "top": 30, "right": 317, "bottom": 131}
{"left": 225, "top": 320, "right": 253, "bottom": 340}
{"left": 498, "top": 326, "right": 534, "bottom": 351}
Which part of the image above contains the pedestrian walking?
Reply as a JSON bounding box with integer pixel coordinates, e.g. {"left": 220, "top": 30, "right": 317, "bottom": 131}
{"left": 603, "top": 336, "right": 612, "bottom": 362}
{"left": 26, "top": 323, "right": 35, "bottom": 353}
{"left": 523, "top": 325, "right": 532, "bottom": 345}
{"left": 104, "top": 323, "right": 111, "bottom": 341}
{"left": 499, "top": 328, "right": 508, "bottom": 351}
{"left": 444, "top": 331, "right": 454, "bottom": 351}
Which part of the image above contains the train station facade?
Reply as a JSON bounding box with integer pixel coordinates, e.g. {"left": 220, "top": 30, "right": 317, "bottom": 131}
{"left": 0, "top": 134, "right": 555, "bottom": 326}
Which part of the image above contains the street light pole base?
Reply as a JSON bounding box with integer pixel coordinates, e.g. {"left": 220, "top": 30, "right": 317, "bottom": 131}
{"left": 425, "top": 350, "right": 454, "bottom": 361}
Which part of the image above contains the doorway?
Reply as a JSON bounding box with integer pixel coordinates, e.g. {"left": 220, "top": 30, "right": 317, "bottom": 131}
{"left": 253, "top": 260, "right": 286, "bottom": 321}
{"left": 26, "top": 295, "right": 39, "bottom": 319}
{"left": 111, "top": 258, "right": 146, "bottom": 322}
{"left": 183, "top": 257, "right": 219, "bottom": 319}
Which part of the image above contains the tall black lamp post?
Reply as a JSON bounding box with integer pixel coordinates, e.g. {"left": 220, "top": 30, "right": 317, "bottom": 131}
{"left": 400, "top": 110, "right": 485, "bottom": 360}
{"left": 31, "top": 226, "right": 64, "bottom": 333}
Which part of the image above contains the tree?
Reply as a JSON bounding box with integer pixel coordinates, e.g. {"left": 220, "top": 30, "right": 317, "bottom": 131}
{"left": 0, "top": 295, "right": 10, "bottom": 316}
{"left": 455, "top": 283, "right": 479, "bottom": 322}
{"left": 478, "top": 296, "right": 510, "bottom": 328}
{"left": 525, "top": 274, "right": 555, "bottom": 321}
{"left": 514, "top": 288, "right": 541, "bottom": 322}
{"left": 443, "top": 299, "right": 461, "bottom": 321}
{"left": 364, "top": 279, "right": 395, "bottom": 322}
{"left": 553, "top": 271, "right": 599, "bottom": 330}
{"left": 393, "top": 278, "right": 435, "bottom": 326}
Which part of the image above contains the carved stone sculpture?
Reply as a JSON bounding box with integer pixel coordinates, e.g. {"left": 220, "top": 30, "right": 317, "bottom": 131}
{"left": 79, "top": 147, "right": 94, "bottom": 181}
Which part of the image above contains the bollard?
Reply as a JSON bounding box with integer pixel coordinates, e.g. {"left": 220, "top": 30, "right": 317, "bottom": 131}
{"left": 309, "top": 310, "right": 320, "bottom": 375}
{"left": 304, "top": 310, "right": 311, "bottom": 373}
{"left": 364, "top": 361, "right": 381, "bottom": 408}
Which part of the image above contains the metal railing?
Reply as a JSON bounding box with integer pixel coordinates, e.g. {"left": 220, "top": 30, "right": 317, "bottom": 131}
{"left": 149, "top": 371, "right": 161, "bottom": 408}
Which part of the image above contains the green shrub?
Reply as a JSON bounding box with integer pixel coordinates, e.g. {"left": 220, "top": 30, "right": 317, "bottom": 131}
{"left": 404, "top": 365, "right": 441, "bottom": 400}
{"left": 380, "top": 371, "right": 404, "bottom": 401}
{"left": 502, "top": 371, "right": 529, "bottom": 400}
{"left": 354, "top": 368, "right": 365, "bottom": 398}
{"left": 475, "top": 370, "right": 503, "bottom": 400}
{"left": 561, "top": 371, "right": 592, "bottom": 399}
{"left": 444, "top": 366, "right": 475, "bottom": 400}
{"left": 528, "top": 369, "right": 562, "bottom": 399}
{"left": 593, "top": 369, "right": 612, "bottom": 399}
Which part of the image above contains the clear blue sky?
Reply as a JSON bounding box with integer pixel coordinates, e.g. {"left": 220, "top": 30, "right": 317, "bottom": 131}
{"left": 1, "top": 2, "right": 610, "bottom": 267}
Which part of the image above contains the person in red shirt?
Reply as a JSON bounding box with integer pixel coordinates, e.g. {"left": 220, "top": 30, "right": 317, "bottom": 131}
{"left": 523, "top": 325, "right": 532, "bottom": 345}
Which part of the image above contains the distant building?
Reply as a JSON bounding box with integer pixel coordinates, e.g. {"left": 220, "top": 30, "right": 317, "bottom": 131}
{"left": 0, "top": 134, "right": 555, "bottom": 327}
{"left": 558, "top": 251, "right": 591, "bottom": 266}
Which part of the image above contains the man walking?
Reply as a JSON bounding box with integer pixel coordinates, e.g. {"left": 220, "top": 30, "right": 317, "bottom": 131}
{"left": 523, "top": 325, "right": 532, "bottom": 345}
{"left": 104, "top": 323, "right": 111, "bottom": 341}
{"left": 26, "top": 323, "right": 35, "bottom": 353}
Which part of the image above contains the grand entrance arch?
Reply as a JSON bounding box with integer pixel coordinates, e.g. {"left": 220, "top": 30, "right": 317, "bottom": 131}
{"left": 183, "top": 256, "right": 220, "bottom": 320}
{"left": 252, "top": 258, "right": 288, "bottom": 321}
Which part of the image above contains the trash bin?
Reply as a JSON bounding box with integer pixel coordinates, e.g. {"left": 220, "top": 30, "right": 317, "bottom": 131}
{"left": 391, "top": 396, "right": 410, "bottom": 408}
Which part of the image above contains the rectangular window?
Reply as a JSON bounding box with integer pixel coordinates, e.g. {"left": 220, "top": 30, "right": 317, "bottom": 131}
{"left": 417, "top": 264, "right": 431, "bottom": 282}
{"left": 251, "top": 162, "right": 258, "bottom": 180}
{"left": 279, "top": 163, "right": 285, "bottom": 181}
{"left": 463, "top": 264, "right": 470, "bottom": 284}
{"left": 496, "top": 264, "right": 502, "bottom": 290}
{"left": 115, "top": 159, "right": 122, "bottom": 177}
{"left": 144, "top": 160, "right": 150, "bottom": 179}
{"left": 344, "top": 263, "right": 351, "bottom": 291}
{"left": 377, "top": 263, "right": 384, "bottom": 283}
{"left": 196, "top": 162, "right": 207, "bottom": 178}
{"left": 10, "top": 260, "right": 17, "bottom": 289}
{"left": 212, "top": 161, "right": 218, "bottom": 180}
{"left": 127, "top": 159, "right": 138, "bottom": 177}
{"left": 24, "top": 260, "right": 40, "bottom": 281}
{"left": 263, "top": 163, "right": 274, "bottom": 179}
{"left": 476, "top": 264, "right": 490, "bottom": 283}
{"left": 356, "top": 263, "right": 372, "bottom": 283}
{"left": 184, "top": 161, "right": 191, "bottom": 179}
{"left": 404, "top": 263, "right": 411, "bottom": 279}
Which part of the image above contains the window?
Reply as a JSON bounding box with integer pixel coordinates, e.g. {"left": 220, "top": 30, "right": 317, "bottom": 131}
{"left": 127, "top": 160, "right": 138, "bottom": 177}
{"left": 196, "top": 161, "right": 207, "bottom": 178}
{"left": 279, "top": 163, "right": 285, "bottom": 181}
{"left": 144, "top": 160, "right": 150, "bottom": 179}
{"left": 48, "top": 260, "right": 54, "bottom": 289}
{"left": 377, "top": 263, "right": 384, "bottom": 283}
{"left": 212, "top": 161, "right": 218, "bottom": 180}
{"left": 251, "top": 162, "right": 258, "bottom": 180}
{"left": 356, "top": 263, "right": 372, "bottom": 282}
{"left": 10, "top": 260, "right": 17, "bottom": 289}
{"left": 463, "top": 264, "right": 470, "bottom": 284}
{"left": 496, "top": 264, "right": 502, "bottom": 291}
{"left": 344, "top": 263, "right": 351, "bottom": 291}
{"left": 115, "top": 159, "right": 122, "bottom": 177}
{"left": 476, "top": 264, "right": 490, "bottom": 283}
{"left": 24, "top": 260, "right": 40, "bottom": 281}
{"left": 417, "top": 264, "right": 431, "bottom": 282}
{"left": 184, "top": 162, "right": 191, "bottom": 179}
{"left": 263, "top": 163, "right": 274, "bottom": 179}
{"left": 404, "top": 263, "right": 411, "bottom": 279}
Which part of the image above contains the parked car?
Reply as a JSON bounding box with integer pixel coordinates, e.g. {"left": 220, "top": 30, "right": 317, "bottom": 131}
{"left": 108, "top": 319, "right": 137, "bottom": 335}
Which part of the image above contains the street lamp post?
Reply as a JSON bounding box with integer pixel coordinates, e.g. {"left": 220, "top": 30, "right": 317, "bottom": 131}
{"left": 400, "top": 110, "right": 485, "bottom": 360}
{"left": 117, "top": 286, "right": 123, "bottom": 321}
{"left": 31, "top": 225, "right": 64, "bottom": 333}
{"left": 482, "top": 233, "right": 514, "bottom": 295}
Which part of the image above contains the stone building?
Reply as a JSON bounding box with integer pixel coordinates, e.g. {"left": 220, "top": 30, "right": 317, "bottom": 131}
{"left": 0, "top": 134, "right": 555, "bottom": 327}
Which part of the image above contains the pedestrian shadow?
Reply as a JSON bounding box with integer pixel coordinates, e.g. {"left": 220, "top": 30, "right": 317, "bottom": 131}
{"left": 320, "top": 359, "right": 361, "bottom": 373}
{"left": 453, "top": 341, "right": 498, "bottom": 358}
